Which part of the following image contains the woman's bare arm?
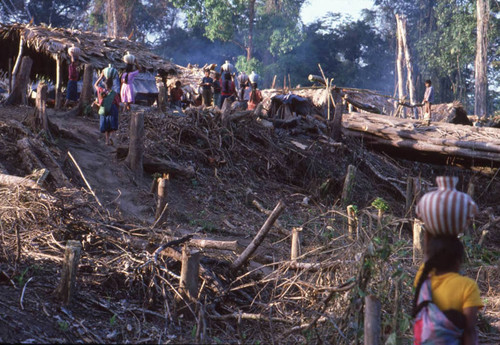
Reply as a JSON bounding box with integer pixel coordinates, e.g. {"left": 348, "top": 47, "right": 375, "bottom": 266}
{"left": 463, "top": 307, "right": 479, "bottom": 345}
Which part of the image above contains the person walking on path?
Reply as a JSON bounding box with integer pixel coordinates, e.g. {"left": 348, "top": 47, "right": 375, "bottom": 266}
{"left": 120, "top": 62, "right": 140, "bottom": 112}
{"left": 199, "top": 69, "right": 214, "bottom": 107}
{"left": 422, "top": 79, "right": 434, "bottom": 125}
{"left": 94, "top": 73, "right": 120, "bottom": 146}
{"left": 64, "top": 55, "right": 80, "bottom": 108}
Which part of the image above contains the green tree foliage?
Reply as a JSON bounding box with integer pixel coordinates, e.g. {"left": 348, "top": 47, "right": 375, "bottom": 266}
{"left": 0, "top": 0, "right": 89, "bottom": 27}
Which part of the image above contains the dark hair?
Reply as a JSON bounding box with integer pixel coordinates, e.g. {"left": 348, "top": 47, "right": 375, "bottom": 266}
{"left": 250, "top": 83, "right": 259, "bottom": 103}
{"left": 425, "top": 79, "right": 432, "bottom": 85}
{"left": 105, "top": 77, "right": 113, "bottom": 90}
{"left": 123, "top": 64, "right": 134, "bottom": 84}
{"left": 175, "top": 80, "right": 181, "bottom": 87}
{"left": 412, "top": 235, "right": 464, "bottom": 317}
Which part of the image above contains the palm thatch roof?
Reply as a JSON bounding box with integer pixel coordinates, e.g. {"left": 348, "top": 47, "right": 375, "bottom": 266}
{"left": 0, "top": 23, "right": 178, "bottom": 82}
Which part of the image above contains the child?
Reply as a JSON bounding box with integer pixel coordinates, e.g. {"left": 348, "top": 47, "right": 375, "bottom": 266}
{"left": 413, "top": 233, "right": 483, "bottom": 345}
{"left": 94, "top": 73, "right": 120, "bottom": 146}
{"left": 422, "top": 79, "right": 434, "bottom": 125}
{"left": 170, "top": 80, "right": 184, "bottom": 108}
{"left": 120, "top": 62, "right": 140, "bottom": 112}
{"left": 247, "top": 82, "right": 263, "bottom": 111}
{"left": 64, "top": 56, "right": 80, "bottom": 108}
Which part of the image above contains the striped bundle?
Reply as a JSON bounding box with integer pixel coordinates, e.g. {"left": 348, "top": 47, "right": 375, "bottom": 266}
{"left": 103, "top": 64, "right": 118, "bottom": 80}
{"left": 416, "top": 176, "right": 478, "bottom": 236}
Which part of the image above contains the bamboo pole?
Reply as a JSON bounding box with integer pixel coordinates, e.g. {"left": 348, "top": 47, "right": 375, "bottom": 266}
{"left": 11, "top": 36, "right": 24, "bottom": 87}
{"left": 291, "top": 227, "right": 302, "bottom": 261}
{"left": 55, "top": 54, "right": 62, "bottom": 110}
{"left": 347, "top": 205, "right": 356, "bottom": 239}
{"left": 231, "top": 200, "right": 285, "bottom": 270}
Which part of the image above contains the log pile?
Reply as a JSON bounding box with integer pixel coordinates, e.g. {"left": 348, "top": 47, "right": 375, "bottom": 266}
{"left": 342, "top": 111, "right": 500, "bottom": 166}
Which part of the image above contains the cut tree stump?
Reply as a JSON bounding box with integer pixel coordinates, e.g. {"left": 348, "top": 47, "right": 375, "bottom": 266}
{"left": 341, "top": 165, "right": 356, "bottom": 206}
{"left": 5, "top": 56, "right": 32, "bottom": 106}
{"left": 413, "top": 219, "right": 423, "bottom": 264}
{"left": 54, "top": 240, "right": 82, "bottom": 305}
{"left": 291, "top": 227, "right": 302, "bottom": 260}
{"left": 364, "top": 295, "right": 381, "bottom": 345}
{"left": 155, "top": 175, "right": 169, "bottom": 224}
{"left": 179, "top": 246, "right": 201, "bottom": 300}
{"left": 126, "top": 111, "right": 145, "bottom": 179}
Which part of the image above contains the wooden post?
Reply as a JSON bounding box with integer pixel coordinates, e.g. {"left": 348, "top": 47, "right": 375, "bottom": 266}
{"left": 467, "top": 179, "right": 475, "bottom": 198}
{"left": 291, "top": 227, "right": 302, "bottom": 261}
{"left": 5, "top": 56, "right": 32, "bottom": 106}
{"left": 157, "top": 83, "right": 167, "bottom": 111}
{"left": 54, "top": 240, "right": 82, "bottom": 305}
{"left": 332, "top": 88, "right": 343, "bottom": 141}
{"left": 341, "top": 165, "right": 356, "bottom": 206}
{"left": 79, "top": 64, "right": 94, "bottom": 110}
{"left": 55, "top": 54, "right": 62, "bottom": 110}
{"left": 8, "top": 58, "right": 12, "bottom": 93}
{"left": 347, "top": 205, "right": 356, "bottom": 239}
{"left": 413, "top": 219, "right": 423, "bottom": 264}
{"left": 155, "top": 175, "right": 169, "bottom": 223}
{"left": 271, "top": 75, "right": 277, "bottom": 89}
{"left": 179, "top": 246, "right": 200, "bottom": 300}
{"left": 126, "top": 111, "right": 144, "bottom": 179}
{"left": 35, "top": 83, "right": 49, "bottom": 133}
{"left": 364, "top": 295, "right": 381, "bottom": 345}
{"left": 405, "top": 176, "right": 414, "bottom": 216}
{"left": 11, "top": 36, "right": 25, "bottom": 87}
{"left": 232, "top": 200, "right": 285, "bottom": 270}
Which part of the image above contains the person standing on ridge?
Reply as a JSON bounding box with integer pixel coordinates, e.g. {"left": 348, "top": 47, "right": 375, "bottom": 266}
{"left": 199, "top": 69, "right": 214, "bottom": 107}
{"left": 422, "top": 79, "right": 434, "bottom": 125}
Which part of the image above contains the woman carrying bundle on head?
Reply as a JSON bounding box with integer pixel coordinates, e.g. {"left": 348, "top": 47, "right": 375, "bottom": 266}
{"left": 247, "top": 82, "right": 263, "bottom": 111}
{"left": 413, "top": 176, "right": 483, "bottom": 345}
{"left": 94, "top": 68, "right": 120, "bottom": 146}
{"left": 120, "top": 52, "right": 140, "bottom": 112}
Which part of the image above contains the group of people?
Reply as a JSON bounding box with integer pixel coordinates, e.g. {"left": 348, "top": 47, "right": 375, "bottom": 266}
{"left": 168, "top": 67, "right": 263, "bottom": 111}
{"left": 64, "top": 55, "right": 140, "bottom": 146}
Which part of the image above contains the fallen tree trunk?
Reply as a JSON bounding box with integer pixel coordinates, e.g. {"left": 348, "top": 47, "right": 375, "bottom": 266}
{"left": 0, "top": 173, "right": 40, "bottom": 189}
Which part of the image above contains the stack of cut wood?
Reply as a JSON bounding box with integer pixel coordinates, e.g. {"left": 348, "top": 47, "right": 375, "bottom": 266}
{"left": 342, "top": 111, "right": 500, "bottom": 166}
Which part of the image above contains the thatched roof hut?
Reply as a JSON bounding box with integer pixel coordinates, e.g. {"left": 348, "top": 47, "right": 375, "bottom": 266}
{"left": 0, "top": 23, "right": 178, "bottom": 83}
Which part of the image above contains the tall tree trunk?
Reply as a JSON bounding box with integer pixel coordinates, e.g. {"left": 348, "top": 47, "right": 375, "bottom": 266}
{"left": 395, "top": 16, "right": 406, "bottom": 118}
{"left": 474, "top": 0, "right": 489, "bottom": 117}
{"left": 246, "top": 0, "right": 256, "bottom": 61}
{"left": 397, "top": 14, "right": 417, "bottom": 119}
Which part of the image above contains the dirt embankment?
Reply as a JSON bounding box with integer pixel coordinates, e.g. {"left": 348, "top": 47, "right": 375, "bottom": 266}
{"left": 0, "top": 104, "right": 499, "bottom": 344}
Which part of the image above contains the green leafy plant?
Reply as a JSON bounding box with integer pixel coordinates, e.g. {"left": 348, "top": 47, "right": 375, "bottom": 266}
{"left": 15, "top": 267, "right": 29, "bottom": 287}
{"left": 58, "top": 320, "right": 69, "bottom": 332}
{"left": 371, "top": 197, "right": 389, "bottom": 212}
{"left": 109, "top": 314, "right": 117, "bottom": 327}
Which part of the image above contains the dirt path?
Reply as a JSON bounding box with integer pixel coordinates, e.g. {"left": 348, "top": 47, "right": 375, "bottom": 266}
{"left": 50, "top": 111, "right": 154, "bottom": 222}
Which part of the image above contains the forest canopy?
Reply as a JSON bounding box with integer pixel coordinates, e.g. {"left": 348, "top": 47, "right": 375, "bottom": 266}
{"left": 0, "top": 0, "right": 498, "bottom": 115}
